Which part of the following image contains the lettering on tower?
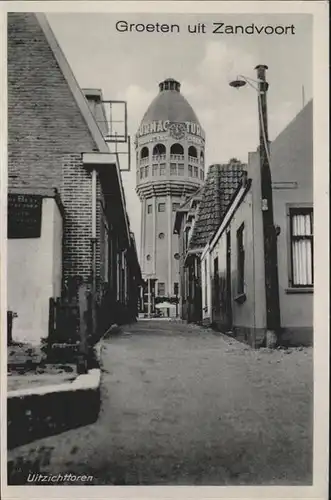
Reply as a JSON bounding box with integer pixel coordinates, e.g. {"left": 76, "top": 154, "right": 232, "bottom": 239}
{"left": 136, "top": 120, "right": 205, "bottom": 140}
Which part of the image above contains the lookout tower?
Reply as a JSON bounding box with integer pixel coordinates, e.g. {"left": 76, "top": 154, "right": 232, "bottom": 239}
{"left": 136, "top": 78, "right": 205, "bottom": 312}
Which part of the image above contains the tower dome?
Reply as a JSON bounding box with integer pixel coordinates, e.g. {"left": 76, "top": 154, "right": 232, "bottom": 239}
{"left": 140, "top": 78, "right": 201, "bottom": 126}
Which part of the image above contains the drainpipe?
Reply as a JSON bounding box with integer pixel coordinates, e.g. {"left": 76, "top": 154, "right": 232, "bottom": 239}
{"left": 91, "top": 169, "right": 97, "bottom": 339}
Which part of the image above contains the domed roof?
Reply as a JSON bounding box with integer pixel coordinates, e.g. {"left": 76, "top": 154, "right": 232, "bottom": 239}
{"left": 140, "top": 78, "right": 201, "bottom": 126}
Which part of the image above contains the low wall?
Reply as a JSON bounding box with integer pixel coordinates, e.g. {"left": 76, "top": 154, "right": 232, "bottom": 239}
{"left": 8, "top": 386, "right": 100, "bottom": 449}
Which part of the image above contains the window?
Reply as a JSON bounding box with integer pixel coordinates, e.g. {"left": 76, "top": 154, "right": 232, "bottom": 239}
{"left": 140, "top": 146, "right": 149, "bottom": 159}
{"left": 170, "top": 163, "right": 177, "bottom": 175}
{"left": 237, "top": 223, "right": 245, "bottom": 295}
{"left": 152, "top": 164, "right": 158, "bottom": 176}
{"left": 178, "top": 164, "right": 184, "bottom": 176}
{"left": 204, "top": 259, "right": 208, "bottom": 308}
{"left": 144, "top": 165, "right": 149, "bottom": 177}
{"left": 290, "top": 208, "right": 313, "bottom": 287}
{"left": 158, "top": 282, "right": 165, "bottom": 296}
{"left": 188, "top": 165, "right": 193, "bottom": 177}
{"left": 174, "top": 253, "right": 180, "bottom": 260}
{"left": 153, "top": 143, "right": 166, "bottom": 156}
{"left": 147, "top": 204, "right": 152, "bottom": 214}
{"left": 140, "top": 168, "right": 143, "bottom": 179}
{"left": 146, "top": 254, "right": 151, "bottom": 261}
{"left": 193, "top": 166, "right": 198, "bottom": 177}
{"left": 172, "top": 202, "right": 180, "bottom": 212}
{"left": 158, "top": 203, "right": 166, "bottom": 212}
{"left": 188, "top": 145, "right": 198, "bottom": 158}
{"left": 174, "top": 282, "right": 179, "bottom": 295}
{"left": 158, "top": 232, "right": 165, "bottom": 239}
{"left": 159, "top": 163, "right": 166, "bottom": 175}
{"left": 170, "top": 143, "right": 184, "bottom": 155}
{"left": 200, "top": 169, "right": 204, "bottom": 180}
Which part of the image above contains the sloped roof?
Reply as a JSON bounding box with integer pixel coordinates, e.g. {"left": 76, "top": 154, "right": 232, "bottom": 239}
{"left": 173, "top": 187, "right": 203, "bottom": 234}
{"left": 188, "top": 161, "right": 246, "bottom": 251}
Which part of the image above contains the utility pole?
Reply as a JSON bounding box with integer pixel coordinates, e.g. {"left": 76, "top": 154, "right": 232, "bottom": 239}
{"left": 255, "top": 64, "right": 281, "bottom": 346}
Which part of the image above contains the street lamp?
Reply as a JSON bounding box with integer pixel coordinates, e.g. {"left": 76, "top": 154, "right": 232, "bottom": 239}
{"left": 230, "top": 65, "right": 281, "bottom": 347}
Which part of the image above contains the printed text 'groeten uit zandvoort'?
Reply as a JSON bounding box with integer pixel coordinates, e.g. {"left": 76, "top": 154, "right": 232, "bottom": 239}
{"left": 115, "top": 21, "right": 296, "bottom": 35}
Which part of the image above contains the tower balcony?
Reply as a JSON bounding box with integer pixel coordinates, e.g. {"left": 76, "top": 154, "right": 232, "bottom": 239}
{"left": 170, "top": 154, "right": 185, "bottom": 162}
{"left": 188, "top": 156, "right": 199, "bottom": 164}
{"left": 152, "top": 154, "right": 166, "bottom": 162}
{"left": 140, "top": 156, "right": 150, "bottom": 166}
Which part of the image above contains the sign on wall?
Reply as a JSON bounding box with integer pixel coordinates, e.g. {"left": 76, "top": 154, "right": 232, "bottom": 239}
{"left": 8, "top": 194, "right": 42, "bottom": 239}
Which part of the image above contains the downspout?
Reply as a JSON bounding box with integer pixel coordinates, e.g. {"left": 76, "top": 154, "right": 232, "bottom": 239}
{"left": 91, "top": 169, "right": 97, "bottom": 338}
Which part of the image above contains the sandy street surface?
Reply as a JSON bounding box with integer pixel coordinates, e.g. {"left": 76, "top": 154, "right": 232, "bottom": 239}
{"left": 8, "top": 320, "right": 313, "bottom": 485}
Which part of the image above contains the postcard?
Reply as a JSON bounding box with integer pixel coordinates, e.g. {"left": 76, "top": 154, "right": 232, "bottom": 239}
{"left": 0, "top": 1, "right": 329, "bottom": 499}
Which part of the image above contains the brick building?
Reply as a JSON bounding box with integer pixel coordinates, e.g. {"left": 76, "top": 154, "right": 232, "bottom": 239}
{"left": 7, "top": 13, "right": 141, "bottom": 345}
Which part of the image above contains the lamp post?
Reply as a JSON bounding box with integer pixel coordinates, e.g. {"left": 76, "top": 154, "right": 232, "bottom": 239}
{"left": 230, "top": 65, "right": 281, "bottom": 346}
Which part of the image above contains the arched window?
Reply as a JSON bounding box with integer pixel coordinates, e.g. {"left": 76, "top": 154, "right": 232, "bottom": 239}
{"left": 153, "top": 143, "right": 166, "bottom": 156}
{"left": 188, "top": 146, "right": 197, "bottom": 158}
{"left": 140, "top": 146, "right": 149, "bottom": 159}
{"left": 170, "top": 143, "right": 184, "bottom": 155}
{"left": 200, "top": 150, "right": 204, "bottom": 160}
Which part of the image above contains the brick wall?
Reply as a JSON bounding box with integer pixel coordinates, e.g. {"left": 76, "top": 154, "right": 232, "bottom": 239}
{"left": 8, "top": 13, "right": 97, "bottom": 191}
{"left": 8, "top": 13, "right": 102, "bottom": 293}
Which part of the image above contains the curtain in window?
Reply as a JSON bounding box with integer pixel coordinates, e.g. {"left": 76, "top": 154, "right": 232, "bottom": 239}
{"left": 291, "top": 212, "right": 313, "bottom": 286}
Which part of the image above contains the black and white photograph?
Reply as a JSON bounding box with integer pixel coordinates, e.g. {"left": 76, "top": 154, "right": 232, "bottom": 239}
{"left": 0, "top": 1, "right": 329, "bottom": 498}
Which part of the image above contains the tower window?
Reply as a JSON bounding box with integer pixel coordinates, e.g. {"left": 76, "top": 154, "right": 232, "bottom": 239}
{"left": 140, "top": 146, "right": 149, "bottom": 159}
{"left": 200, "top": 169, "right": 204, "bottom": 180}
{"left": 153, "top": 143, "right": 166, "bottom": 156}
{"left": 152, "top": 164, "right": 158, "bottom": 176}
{"left": 147, "top": 204, "right": 152, "bottom": 214}
{"left": 188, "top": 145, "right": 198, "bottom": 158}
{"left": 188, "top": 165, "right": 193, "bottom": 177}
{"left": 158, "top": 282, "right": 165, "bottom": 296}
{"left": 146, "top": 254, "right": 151, "bottom": 261}
{"left": 158, "top": 203, "right": 166, "bottom": 212}
{"left": 158, "top": 232, "right": 165, "bottom": 239}
{"left": 174, "top": 253, "right": 180, "bottom": 260}
{"left": 170, "top": 163, "right": 177, "bottom": 175}
{"left": 140, "top": 168, "right": 144, "bottom": 179}
{"left": 144, "top": 166, "right": 149, "bottom": 177}
{"left": 170, "top": 143, "right": 184, "bottom": 155}
{"left": 178, "top": 164, "right": 184, "bottom": 176}
{"left": 193, "top": 166, "right": 198, "bottom": 177}
{"left": 172, "top": 202, "right": 180, "bottom": 212}
{"left": 159, "top": 163, "right": 166, "bottom": 175}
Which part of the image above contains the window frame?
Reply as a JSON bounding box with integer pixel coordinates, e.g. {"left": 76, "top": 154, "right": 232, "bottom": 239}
{"left": 158, "top": 282, "right": 165, "bottom": 296}
{"left": 158, "top": 202, "right": 166, "bottom": 213}
{"left": 236, "top": 223, "right": 245, "bottom": 295}
{"left": 287, "top": 204, "right": 313, "bottom": 290}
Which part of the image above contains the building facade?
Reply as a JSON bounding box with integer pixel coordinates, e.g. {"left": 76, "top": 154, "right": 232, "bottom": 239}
{"left": 7, "top": 13, "right": 141, "bottom": 345}
{"left": 174, "top": 160, "right": 246, "bottom": 323}
{"left": 201, "top": 101, "right": 313, "bottom": 347}
{"left": 136, "top": 78, "right": 205, "bottom": 313}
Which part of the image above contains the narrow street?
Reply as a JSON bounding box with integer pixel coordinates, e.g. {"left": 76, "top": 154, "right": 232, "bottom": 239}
{"left": 8, "top": 320, "right": 313, "bottom": 486}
